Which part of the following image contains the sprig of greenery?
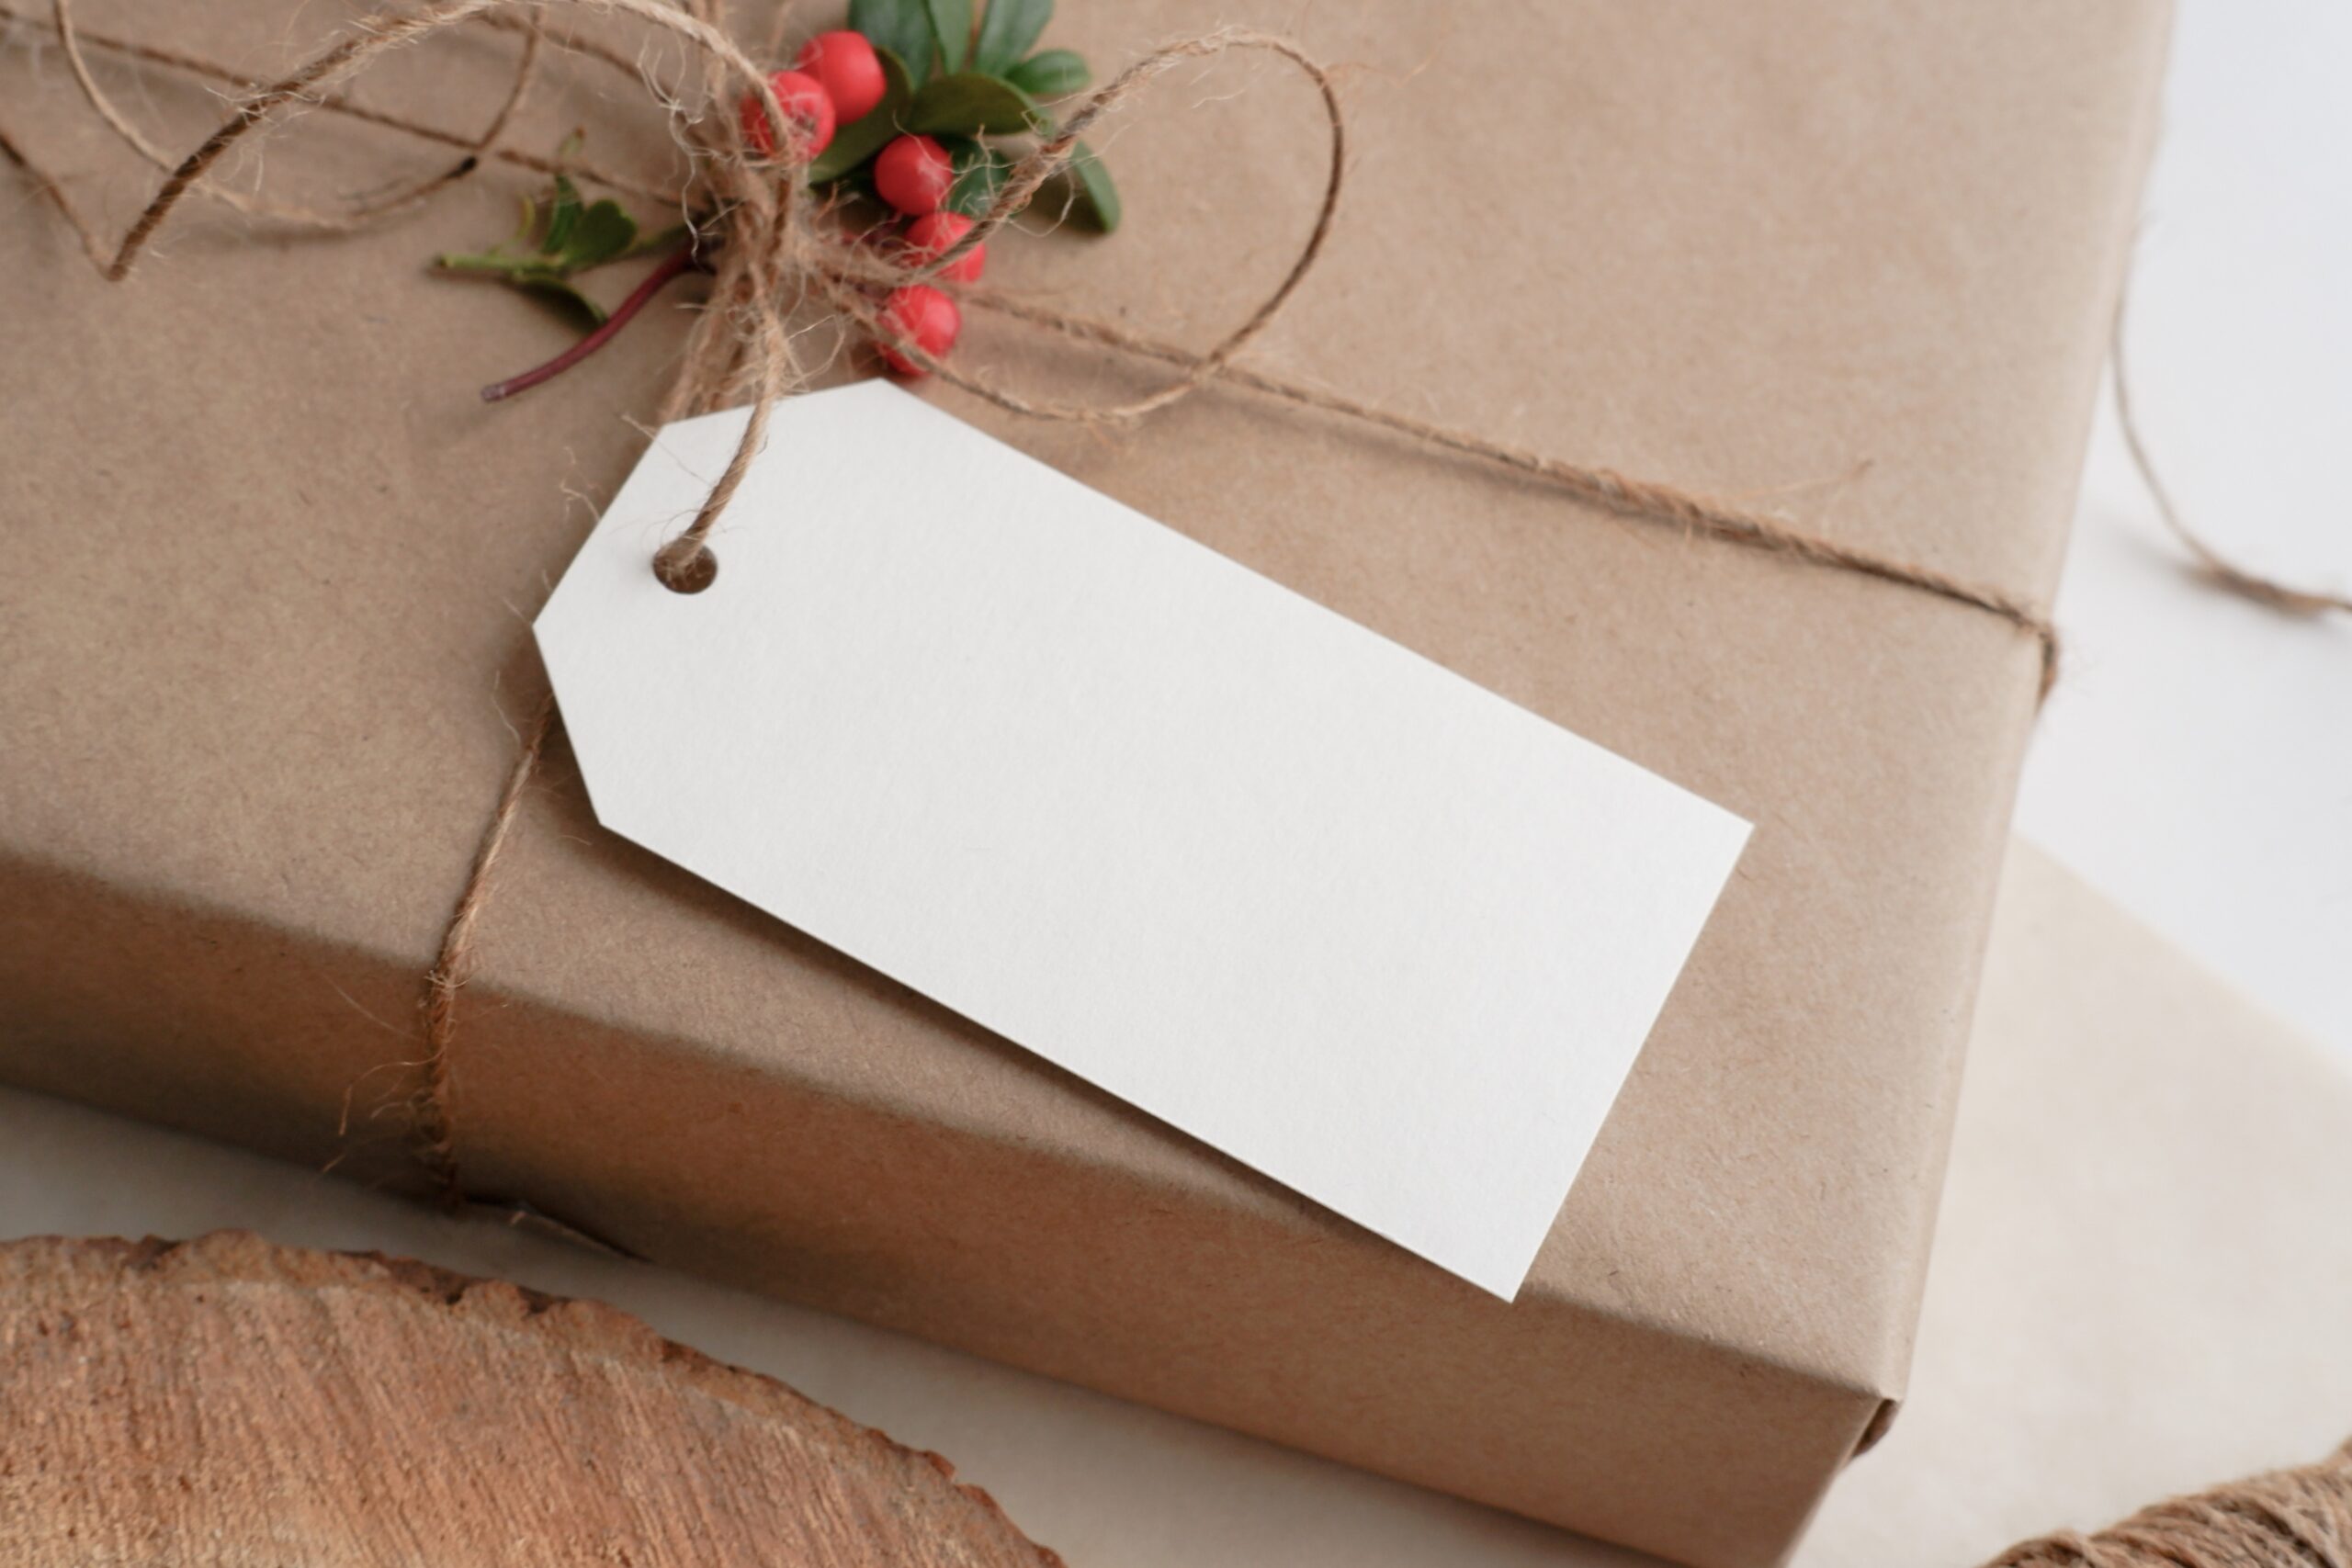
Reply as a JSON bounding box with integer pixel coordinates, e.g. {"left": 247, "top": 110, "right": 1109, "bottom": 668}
{"left": 833, "top": 0, "right": 1117, "bottom": 230}
{"left": 435, "top": 161, "right": 684, "bottom": 325}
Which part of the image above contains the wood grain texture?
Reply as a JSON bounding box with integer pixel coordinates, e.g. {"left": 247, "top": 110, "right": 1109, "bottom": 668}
{"left": 0, "top": 1231, "right": 1066, "bottom": 1567}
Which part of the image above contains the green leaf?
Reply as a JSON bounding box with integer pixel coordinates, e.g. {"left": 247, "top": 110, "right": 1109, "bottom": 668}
{"left": 922, "top": 0, "right": 973, "bottom": 73}
{"left": 808, "top": 45, "right": 917, "bottom": 183}
{"left": 850, "top": 0, "right": 933, "bottom": 83}
{"left": 908, "top": 72, "right": 1043, "bottom": 136}
{"left": 944, "top": 138, "right": 1009, "bottom": 217}
{"left": 1003, "top": 47, "right": 1087, "bottom": 99}
{"left": 972, "top": 0, "right": 1051, "bottom": 74}
{"left": 513, "top": 272, "right": 610, "bottom": 327}
{"left": 1062, "top": 137, "right": 1119, "bottom": 231}
{"left": 560, "top": 198, "right": 639, "bottom": 268}
{"left": 540, "top": 173, "right": 583, "bottom": 254}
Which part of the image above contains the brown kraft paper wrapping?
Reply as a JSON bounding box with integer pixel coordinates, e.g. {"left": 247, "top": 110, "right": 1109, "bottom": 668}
{"left": 0, "top": 3, "right": 2167, "bottom": 1564}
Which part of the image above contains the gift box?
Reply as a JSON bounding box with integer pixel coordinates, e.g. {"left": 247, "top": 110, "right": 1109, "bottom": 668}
{"left": 0, "top": 2, "right": 2165, "bottom": 1565}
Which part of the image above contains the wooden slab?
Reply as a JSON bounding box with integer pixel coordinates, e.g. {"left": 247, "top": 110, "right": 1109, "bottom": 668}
{"left": 0, "top": 1231, "right": 1066, "bottom": 1566}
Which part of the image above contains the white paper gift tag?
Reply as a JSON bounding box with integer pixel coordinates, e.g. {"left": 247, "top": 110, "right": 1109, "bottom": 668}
{"left": 536, "top": 380, "right": 1749, "bottom": 1298}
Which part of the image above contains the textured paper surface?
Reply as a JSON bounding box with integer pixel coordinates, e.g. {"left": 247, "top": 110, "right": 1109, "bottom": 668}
{"left": 536, "top": 383, "right": 1750, "bottom": 1298}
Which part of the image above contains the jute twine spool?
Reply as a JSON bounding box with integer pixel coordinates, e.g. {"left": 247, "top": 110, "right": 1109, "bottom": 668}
{"left": 1992, "top": 1439, "right": 2352, "bottom": 1568}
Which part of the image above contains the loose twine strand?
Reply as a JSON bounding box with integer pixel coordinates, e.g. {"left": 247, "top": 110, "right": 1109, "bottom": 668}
{"left": 47, "top": 0, "right": 546, "bottom": 230}
{"left": 1, "top": 0, "right": 2075, "bottom": 1205}
{"left": 2110, "top": 291, "right": 2351, "bottom": 620}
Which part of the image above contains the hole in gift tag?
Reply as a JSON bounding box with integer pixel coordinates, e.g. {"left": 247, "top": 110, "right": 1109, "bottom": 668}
{"left": 653, "top": 541, "right": 719, "bottom": 594}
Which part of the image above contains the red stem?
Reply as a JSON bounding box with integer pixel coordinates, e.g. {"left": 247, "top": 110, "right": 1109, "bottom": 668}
{"left": 481, "top": 242, "right": 701, "bottom": 402}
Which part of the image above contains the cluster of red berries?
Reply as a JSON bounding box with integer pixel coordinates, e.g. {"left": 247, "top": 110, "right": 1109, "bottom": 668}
{"left": 739, "top": 32, "right": 981, "bottom": 378}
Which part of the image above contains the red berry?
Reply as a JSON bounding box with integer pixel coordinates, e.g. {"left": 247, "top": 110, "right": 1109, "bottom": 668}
{"left": 903, "top": 211, "right": 986, "bottom": 284}
{"left": 795, "top": 30, "right": 887, "bottom": 124}
{"left": 877, "top": 285, "right": 961, "bottom": 375}
{"left": 741, "top": 69, "right": 834, "bottom": 161}
{"left": 874, "top": 134, "right": 954, "bottom": 215}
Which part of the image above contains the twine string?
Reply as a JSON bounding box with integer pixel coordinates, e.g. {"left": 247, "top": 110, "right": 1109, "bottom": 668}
{"left": 2110, "top": 289, "right": 2350, "bottom": 621}
{"left": 0, "top": 3, "right": 675, "bottom": 200}
{"left": 47, "top": 0, "right": 546, "bottom": 230}
{"left": 413, "top": 692, "right": 556, "bottom": 1201}
{"left": 2, "top": 0, "right": 2066, "bottom": 1206}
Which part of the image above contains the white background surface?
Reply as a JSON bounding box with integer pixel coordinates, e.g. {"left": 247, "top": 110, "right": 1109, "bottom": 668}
{"left": 2017, "top": 0, "right": 2351, "bottom": 1066}
{"left": 6, "top": 3, "right": 2347, "bottom": 1562}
